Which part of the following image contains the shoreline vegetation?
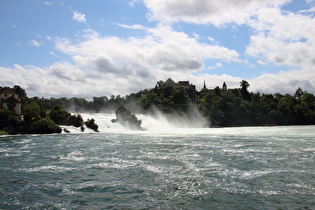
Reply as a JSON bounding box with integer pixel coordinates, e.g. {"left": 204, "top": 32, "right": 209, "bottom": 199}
{"left": 1, "top": 80, "right": 315, "bottom": 134}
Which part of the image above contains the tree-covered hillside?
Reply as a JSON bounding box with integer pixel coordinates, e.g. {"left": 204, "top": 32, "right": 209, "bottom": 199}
{"left": 197, "top": 85, "right": 315, "bottom": 126}
{"left": 0, "top": 86, "right": 95, "bottom": 134}
{"left": 1, "top": 81, "right": 315, "bottom": 133}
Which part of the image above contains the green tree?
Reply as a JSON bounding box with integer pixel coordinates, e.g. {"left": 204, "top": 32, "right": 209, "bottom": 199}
{"left": 49, "top": 104, "right": 71, "bottom": 125}
{"left": 13, "top": 85, "right": 27, "bottom": 99}
{"left": 240, "top": 80, "right": 251, "bottom": 101}
{"left": 172, "top": 87, "right": 190, "bottom": 105}
{"left": 294, "top": 87, "right": 304, "bottom": 98}
{"left": 240, "top": 80, "right": 250, "bottom": 91}
{"left": 22, "top": 118, "right": 61, "bottom": 134}
{"left": 157, "top": 80, "right": 164, "bottom": 88}
{"left": 24, "top": 102, "right": 41, "bottom": 122}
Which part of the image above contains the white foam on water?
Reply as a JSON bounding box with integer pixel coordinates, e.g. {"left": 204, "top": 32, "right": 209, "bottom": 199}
{"left": 22, "top": 165, "right": 77, "bottom": 173}
{"left": 60, "top": 151, "right": 86, "bottom": 162}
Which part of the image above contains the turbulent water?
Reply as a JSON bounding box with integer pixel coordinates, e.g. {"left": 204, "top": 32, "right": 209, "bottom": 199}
{"left": 1, "top": 113, "right": 315, "bottom": 209}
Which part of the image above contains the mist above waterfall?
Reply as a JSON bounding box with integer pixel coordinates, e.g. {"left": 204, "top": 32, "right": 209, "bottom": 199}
{"left": 138, "top": 105, "right": 209, "bottom": 130}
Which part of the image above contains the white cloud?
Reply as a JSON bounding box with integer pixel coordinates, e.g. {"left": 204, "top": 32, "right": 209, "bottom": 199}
{"left": 143, "top": 0, "right": 290, "bottom": 26}
{"left": 1, "top": 61, "right": 314, "bottom": 98}
{"left": 257, "top": 60, "right": 268, "bottom": 65}
{"left": 50, "top": 62, "right": 85, "bottom": 82}
{"left": 207, "top": 62, "right": 223, "bottom": 70}
{"left": 300, "top": 6, "right": 315, "bottom": 13}
{"left": 0, "top": 62, "right": 245, "bottom": 98}
{"left": 55, "top": 26, "right": 239, "bottom": 73}
{"left": 0, "top": 24, "right": 241, "bottom": 97}
{"left": 73, "top": 11, "right": 86, "bottom": 23}
{"left": 117, "top": 23, "right": 147, "bottom": 30}
{"left": 44, "top": 1, "right": 52, "bottom": 6}
{"left": 250, "top": 67, "right": 315, "bottom": 94}
{"left": 246, "top": 8, "right": 315, "bottom": 67}
{"left": 208, "top": 37, "right": 215, "bottom": 43}
{"left": 44, "top": 2, "right": 52, "bottom": 6}
{"left": 29, "top": 40, "right": 42, "bottom": 47}
{"left": 242, "top": 6, "right": 315, "bottom": 94}
{"left": 129, "top": 0, "right": 139, "bottom": 7}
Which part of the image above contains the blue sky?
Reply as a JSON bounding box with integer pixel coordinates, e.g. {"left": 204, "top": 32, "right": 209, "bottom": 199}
{"left": 1, "top": 0, "right": 315, "bottom": 98}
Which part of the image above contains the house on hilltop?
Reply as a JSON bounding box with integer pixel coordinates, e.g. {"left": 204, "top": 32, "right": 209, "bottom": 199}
{"left": 162, "top": 78, "right": 196, "bottom": 102}
{"left": 0, "top": 87, "right": 21, "bottom": 115}
{"left": 163, "top": 78, "right": 177, "bottom": 88}
{"left": 163, "top": 78, "right": 195, "bottom": 90}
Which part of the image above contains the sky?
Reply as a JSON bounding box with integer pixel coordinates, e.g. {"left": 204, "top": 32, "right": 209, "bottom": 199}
{"left": 1, "top": 0, "right": 315, "bottom": 98}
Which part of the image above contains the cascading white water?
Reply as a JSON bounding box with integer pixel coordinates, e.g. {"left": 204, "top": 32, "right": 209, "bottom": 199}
{"left": 62, "top": 109, "right": 209, "bottom": 133}
{"left": 61, "top": 113, "right": 123, "bottom": 133}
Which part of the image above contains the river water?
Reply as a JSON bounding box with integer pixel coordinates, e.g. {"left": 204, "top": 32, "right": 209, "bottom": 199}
{"left": 1, "top": 113, "right": 315, "bottom": 209}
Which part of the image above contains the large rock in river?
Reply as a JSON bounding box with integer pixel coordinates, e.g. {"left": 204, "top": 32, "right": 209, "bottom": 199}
{"left": 113, "top": 105, "right": 143, "bottom": 130}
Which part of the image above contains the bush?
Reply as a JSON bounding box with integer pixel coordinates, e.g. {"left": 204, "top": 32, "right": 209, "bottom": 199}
{"left": 23, "top": 101, "right": 42, "bottom": 122}
{"left": 22, "top": 118, "right": 62, "bottom": 134}
{"left": 0, "top": 130, "right": 8, "bottom": 135}
{"left": 0, "top": 108, "right": 22, "bottom": 129}
{"left": 49, "top": 105, "right": 71, "bottom": 125}
{"left": 8, "top": 115, "right": 22, "bottom": 127}
{"left": 0, "top": 108, "right": 10, "bottom": 128}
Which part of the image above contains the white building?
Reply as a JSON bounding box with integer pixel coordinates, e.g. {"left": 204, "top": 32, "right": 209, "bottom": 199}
{"left": 0, "top": 87, "right": 21, "bottom": 115}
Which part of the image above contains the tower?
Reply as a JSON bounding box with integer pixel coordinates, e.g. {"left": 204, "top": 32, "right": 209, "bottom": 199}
{"left": 222, "top": 82, "right": 227, "bottom": 90}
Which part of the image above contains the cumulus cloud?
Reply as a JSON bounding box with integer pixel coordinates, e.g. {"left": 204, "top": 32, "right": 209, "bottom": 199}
{"left": 300, "top": 6, "right": 315, "bottom": 13}
{"left": 257, "top": 60, "right": 268, "bottom": 65}
{"left": 250, "top": 67, "right": 315, "bottom": 94}
{"left": 73, "top": 11, "right": 86, "bottom": 23}
{"left": 50, "top": 62, "right": 85, "bottom": 82}
{"left": 1, "top": 61, "right": 314, "bottom": 98}
{"left": 208, "top": 62, "right": 223, "bottom": 70}
{"left": 247, "top": 7, "right": 315, "bottom": 67}
{"left": 56, "top": 26, "right": 239, "bottom": 73}
{"left": 143, "top": 0, "right": 290, "bottom": 26}
{"left": 0, "top": 63, "right": 147, "bottom": 98}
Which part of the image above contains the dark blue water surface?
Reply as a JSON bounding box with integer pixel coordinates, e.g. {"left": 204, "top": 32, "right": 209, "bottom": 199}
{"left": 1, "top": 126, "right": 315, "bottom": 209}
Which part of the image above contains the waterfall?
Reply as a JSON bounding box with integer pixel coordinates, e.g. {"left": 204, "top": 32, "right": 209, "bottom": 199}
{"left": 61, "top": 109, "right": 209, "bottom": 133}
